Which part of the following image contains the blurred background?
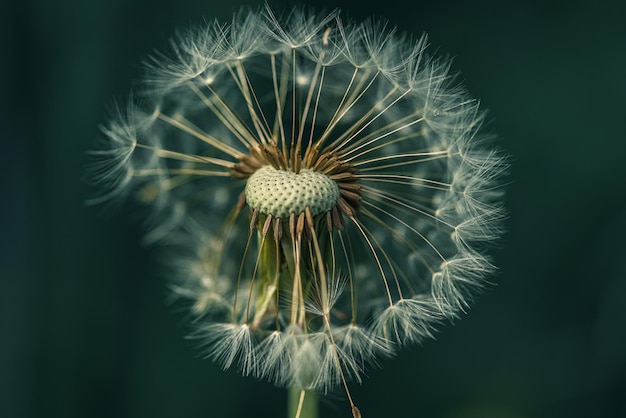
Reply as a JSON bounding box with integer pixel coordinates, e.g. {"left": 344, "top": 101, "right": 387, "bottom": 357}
{"left": 2, "top": 0, "right": 625, "bottom": 417}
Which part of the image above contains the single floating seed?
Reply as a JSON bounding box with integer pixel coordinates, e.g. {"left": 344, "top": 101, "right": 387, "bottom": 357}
{"left": 245, "top": 166, "right": 340, "bottom": 219}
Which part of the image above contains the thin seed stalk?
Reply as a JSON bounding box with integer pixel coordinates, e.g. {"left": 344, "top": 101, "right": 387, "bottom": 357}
{"left": 253, "top": 214, "right": 333, "bottom": 418}
{"left": 288, "top": 387, "right": 319, "bottom": 418}
{"left": 252, "top": 224, "right": 280, "bottom": 327}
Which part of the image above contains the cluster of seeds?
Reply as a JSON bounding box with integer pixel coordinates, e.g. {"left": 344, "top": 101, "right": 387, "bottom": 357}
{"left": 89, "top": 6, "right": 507, "bottom": 417}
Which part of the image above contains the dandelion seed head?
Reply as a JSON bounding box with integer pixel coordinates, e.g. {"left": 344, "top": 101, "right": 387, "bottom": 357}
{"left": 89, "top": 4, "right": 508, "bottom": 400}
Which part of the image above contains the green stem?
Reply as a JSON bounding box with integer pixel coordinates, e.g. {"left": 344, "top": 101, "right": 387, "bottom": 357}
{"left": 288, "top": 387, "right": 318, "bottom": 418}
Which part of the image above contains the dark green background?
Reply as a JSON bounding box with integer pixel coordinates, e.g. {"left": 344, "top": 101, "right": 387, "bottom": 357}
{"left": 2, "top": 0, "right": 625, "bottom": 417}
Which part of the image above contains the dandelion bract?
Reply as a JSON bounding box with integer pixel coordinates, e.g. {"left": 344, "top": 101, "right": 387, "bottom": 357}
{"left": 89, "top": 5, "right": 507, "bottom": 415}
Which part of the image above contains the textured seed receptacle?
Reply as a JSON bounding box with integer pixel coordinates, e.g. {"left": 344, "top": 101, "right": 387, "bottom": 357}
{"left": 245, "top": 166, "right": 340, "bottom": 219}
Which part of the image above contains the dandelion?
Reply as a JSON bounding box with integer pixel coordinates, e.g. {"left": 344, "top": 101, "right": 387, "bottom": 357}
{"left": 88, "top": 5, "right": 507, "bottom": 417}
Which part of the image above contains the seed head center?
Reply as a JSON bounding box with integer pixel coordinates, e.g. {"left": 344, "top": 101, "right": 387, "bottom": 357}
{"left": 245, "top": 166, "right": 340, "bottom": 219}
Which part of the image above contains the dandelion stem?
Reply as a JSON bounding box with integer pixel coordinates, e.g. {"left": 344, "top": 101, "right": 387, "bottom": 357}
{"left": 288, "top": 387, "right": 318, "bottom": 418}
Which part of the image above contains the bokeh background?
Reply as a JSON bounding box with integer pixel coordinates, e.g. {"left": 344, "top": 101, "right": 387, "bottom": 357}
{"left": 2, "top": 0, "right": 625, "bottom": 417}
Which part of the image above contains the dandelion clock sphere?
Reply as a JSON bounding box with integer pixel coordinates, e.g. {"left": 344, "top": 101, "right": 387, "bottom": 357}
{"left": 88, "top": 6, "right": 507, "bottom": 417}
